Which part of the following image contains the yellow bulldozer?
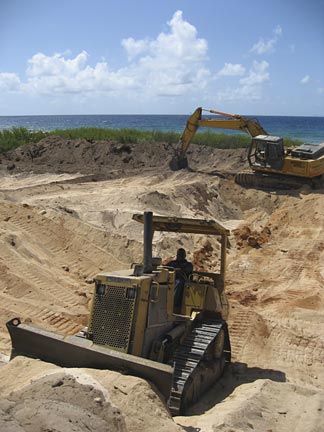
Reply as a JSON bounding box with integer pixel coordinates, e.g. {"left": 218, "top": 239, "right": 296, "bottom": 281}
{"left": 7, "top": 211, "right": 231, "bottom": 416}
{"left": 170, "top": 107, "right": 324, "bottom": 189}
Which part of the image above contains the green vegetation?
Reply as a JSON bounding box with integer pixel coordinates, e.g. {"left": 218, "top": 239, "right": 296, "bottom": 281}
{"left": 52, "top": 127, "right": 181, "bottom": 145}
{"left": 0, "top": 126, "right": 302, "bottom": 154}
{"left": 0, "top": 128, "right": 47, "bottom": 153}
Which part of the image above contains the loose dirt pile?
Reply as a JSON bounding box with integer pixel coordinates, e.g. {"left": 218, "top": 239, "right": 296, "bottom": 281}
{"left": 2, "top": 135, "right": 248, "bottom": 176}
{"left": 0, "top": 136, "right": 323, "bottom": 431}
{"left": 0, "top": 357, "right": 179, "bottom": 432}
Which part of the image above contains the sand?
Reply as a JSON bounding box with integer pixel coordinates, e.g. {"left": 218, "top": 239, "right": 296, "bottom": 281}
{"left": 0, "top": 136, "right": 323, "bottom": 431}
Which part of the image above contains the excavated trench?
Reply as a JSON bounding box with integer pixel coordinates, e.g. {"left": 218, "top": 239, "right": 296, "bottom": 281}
{"left": 1, "top": 137, "right": 324, "bottom": 431}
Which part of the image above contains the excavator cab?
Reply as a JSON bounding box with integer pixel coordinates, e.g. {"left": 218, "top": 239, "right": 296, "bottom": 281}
{"left": 248, "top": 135, "right": 285, "bottom": 170}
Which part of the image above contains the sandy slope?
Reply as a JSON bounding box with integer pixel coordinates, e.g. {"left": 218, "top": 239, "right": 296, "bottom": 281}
{"left": 0, "top": 137, "right": 324, "bottom": 431}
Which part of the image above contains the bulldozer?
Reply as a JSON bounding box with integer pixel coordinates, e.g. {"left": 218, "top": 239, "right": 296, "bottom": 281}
{"left": 170, "top": 107, "right": 324, "bottom": 189}
{"left": 6, "top": 211, "right": 231, "bottom": 416}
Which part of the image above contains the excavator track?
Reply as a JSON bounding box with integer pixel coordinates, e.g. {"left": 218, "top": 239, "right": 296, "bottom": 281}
{"left": 168, "top": 318, "right": 230, "bottom": 416}
{"left": 235, "top": 170, "right": 322, "bottom": 190}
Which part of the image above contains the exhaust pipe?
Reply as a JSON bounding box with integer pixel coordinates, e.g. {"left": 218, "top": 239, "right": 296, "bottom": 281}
{"left": 143, "top": 211, "right": 153, "bottom": 273}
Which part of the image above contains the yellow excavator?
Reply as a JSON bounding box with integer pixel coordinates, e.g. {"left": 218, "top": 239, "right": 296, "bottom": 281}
{"left": 7, "top": 211, "right": 231, "bottom": 416}
{"left": 170, "top": 107, "right": 324, "bottom": 189}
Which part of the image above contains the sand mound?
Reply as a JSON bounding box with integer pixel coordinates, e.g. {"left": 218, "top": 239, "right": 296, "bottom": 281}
{"left": 178, "top": 374, "right": 324, "bottom": 432}
{"left": 2, "top": 135, "right": 248, "bottom": 175}
{"left": 0, "top": 357, "right": 181, "bottom": 432}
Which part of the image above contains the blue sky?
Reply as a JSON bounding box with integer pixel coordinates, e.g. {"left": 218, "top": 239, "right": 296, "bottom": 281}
{"left": 1, "top": 0, "right": 323, "bottom": 116}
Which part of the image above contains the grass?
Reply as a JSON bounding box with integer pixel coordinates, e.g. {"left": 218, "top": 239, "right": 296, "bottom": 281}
{"left": 0, "top": 126, "right": 303, "bottom": 154}
{"left": 0, "top": 128, "right": 47, "bottom": 153}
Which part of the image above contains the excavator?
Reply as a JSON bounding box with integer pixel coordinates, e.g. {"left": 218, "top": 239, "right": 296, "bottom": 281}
{"left": 6, "top": 211, "right": 231, "bottom": 416}
{"left": 170, "top": 107, "right": 324, "bottom": 189}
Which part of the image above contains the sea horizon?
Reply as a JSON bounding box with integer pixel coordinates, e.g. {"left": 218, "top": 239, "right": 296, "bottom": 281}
{"left": 1, "top": 113, "right": 324, "bottom": 118}
{"left": 0, "top": 113, "right": 323, "bottom": 144}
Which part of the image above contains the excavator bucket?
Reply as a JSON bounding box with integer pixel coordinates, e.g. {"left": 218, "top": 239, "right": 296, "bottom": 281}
{"left": 6, "top": 318, "right": 174, "bottom": 400}
{"left": 169, "top": 154, "right": 188, "bottom": 171}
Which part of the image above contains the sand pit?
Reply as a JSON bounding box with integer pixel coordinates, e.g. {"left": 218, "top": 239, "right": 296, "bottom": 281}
{"left": 0, "top": 137, "right": 324, "bottom": 431}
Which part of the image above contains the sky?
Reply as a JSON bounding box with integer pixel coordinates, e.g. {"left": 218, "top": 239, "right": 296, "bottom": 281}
{"left": 0, "top": 0, "right": 324, "bottom": 116}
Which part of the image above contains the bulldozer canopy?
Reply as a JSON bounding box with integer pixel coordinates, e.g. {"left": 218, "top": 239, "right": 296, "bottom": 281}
{"left": 132, "top": 214, "right": 229, "bottom": 236}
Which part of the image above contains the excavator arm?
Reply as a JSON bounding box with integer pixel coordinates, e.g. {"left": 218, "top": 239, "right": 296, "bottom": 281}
{"left": 170, "top": 107, "right": 268, "bottom": 171}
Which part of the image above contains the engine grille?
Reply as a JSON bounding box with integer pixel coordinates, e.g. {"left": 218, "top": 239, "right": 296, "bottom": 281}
{"left": 88, "top": 284, "right": 137, "bottom": 352}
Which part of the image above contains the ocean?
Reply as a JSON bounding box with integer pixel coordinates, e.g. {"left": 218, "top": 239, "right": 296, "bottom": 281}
{"left": 0, "top": 114, "right": 323, "bottom": 144}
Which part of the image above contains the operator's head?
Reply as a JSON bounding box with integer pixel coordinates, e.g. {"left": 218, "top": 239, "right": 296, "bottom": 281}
{"left": 176, "top": 248, "right": 186, "bottom": 260}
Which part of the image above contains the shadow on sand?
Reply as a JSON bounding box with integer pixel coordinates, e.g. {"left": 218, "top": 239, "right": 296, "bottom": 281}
{"left": 184, "top": 361, "right": 286, "bottom": 419}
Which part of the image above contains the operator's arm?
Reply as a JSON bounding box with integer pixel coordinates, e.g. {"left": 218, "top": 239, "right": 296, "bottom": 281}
{"left": 183, "top": 261, "right": 193, "bottom": 275}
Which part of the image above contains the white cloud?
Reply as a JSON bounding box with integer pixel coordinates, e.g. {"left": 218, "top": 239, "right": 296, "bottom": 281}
{"left": 218, "top": 63, "right": 245, "bottom": 77}
{"left": 27, "top": 51, "right": 89, "bottom": 77}
{"left": 121, "top": 38, "right": 150, "bottom": 61}
{"left": 25, "top": 62, "right": 138, "bottom": 96}
{"left": 2, "top": 11, "right": 210, "bottom": 102}
{"left": 300, "top": 75, "right": 310, "bottom": 84}
{"left": 0, "top": 72, "right": 21, "bottom": 91}
{"left": 317, "top": 87, "right": 324, "bottom": 94}
{"left": 120, "top": 10, "right": 210, "bottom": 97}
{"left": 217, "top": 61, "right": 270, "bottom": 101}
{"left": 240, "top": 61, "right": 269, "bottom": 86}
{"left": 153, "top": 10, "right": 207, "bottom": 62}
{"left": 250, "top": 25, "right": 282, "bottom": 55}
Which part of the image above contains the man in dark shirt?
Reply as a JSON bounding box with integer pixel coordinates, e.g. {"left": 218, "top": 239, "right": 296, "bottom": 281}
{"left": 166, "top": 248, "right": 193, "bottom": 308}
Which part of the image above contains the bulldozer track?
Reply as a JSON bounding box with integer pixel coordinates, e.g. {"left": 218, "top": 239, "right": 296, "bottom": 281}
{"left": 228, "top": 310, "right": 256, "bottom": 361}
{"left": 234, "top": 170, "right": 315, "bottom": 190}
{"left": 168, "top": 319, "right": 228, "bottom": 416}
{"left": 0, "top": 248, "right": 81, "bottom": 307}
{"left": 0, "top": 294, "right": 83, "bottom": 333}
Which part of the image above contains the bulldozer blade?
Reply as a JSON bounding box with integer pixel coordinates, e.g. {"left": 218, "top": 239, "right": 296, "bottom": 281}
{"left": 6, "top": 318, "right": 173, "bottom": 400}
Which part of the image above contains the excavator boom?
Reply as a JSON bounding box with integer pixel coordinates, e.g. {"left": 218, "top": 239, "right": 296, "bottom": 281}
{"left": 170, "top": 107, "right": 267, "bottom": 170}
